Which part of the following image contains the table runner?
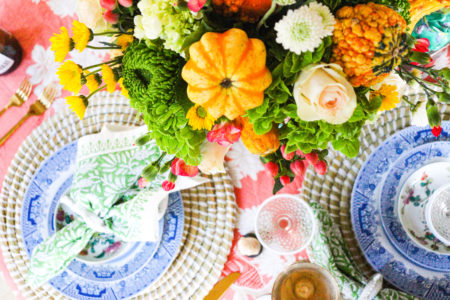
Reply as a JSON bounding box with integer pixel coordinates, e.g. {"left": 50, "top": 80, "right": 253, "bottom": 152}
{"left": 0, "top": 1, "right": 449, "bottom": 299}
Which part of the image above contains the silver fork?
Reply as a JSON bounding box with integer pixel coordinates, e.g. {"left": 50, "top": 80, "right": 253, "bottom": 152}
{"left": 0, "top": 78, "right": 32, "bottom": 117}
{"left": 0, "top": 86, "right": 56, "bottom": 146}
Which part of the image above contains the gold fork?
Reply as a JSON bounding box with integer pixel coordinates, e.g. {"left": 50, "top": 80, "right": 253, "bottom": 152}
{"left": 0, "top": 78, "right": 32, "bottom": 117}
{"left": 0, "top": 86, "right": 56, "bottom": 146}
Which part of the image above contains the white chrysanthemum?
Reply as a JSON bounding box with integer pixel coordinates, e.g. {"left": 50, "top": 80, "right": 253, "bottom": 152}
{"left": 275, "top": 6, "right": 326, "bottom": 55}
{"left": 308, "top": 2, "right": 336, "bottom": 34}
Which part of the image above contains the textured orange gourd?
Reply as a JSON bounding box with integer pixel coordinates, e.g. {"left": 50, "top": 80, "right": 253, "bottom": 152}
{"left": 212, "top": 0, "right": 272, "bottom": 23}
{"left": 331, "top": 2, "right": 407, "bottom": 87}
{"left": 238, "top": 116, "right": 279, "bottom": 156}
{"left": 182, "top": 28, "right": 272, "bottom": 120}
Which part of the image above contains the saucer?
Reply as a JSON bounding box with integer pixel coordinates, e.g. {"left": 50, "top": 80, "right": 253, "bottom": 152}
{"left": 398, "top": 161, "right": 450, "bottom": 254}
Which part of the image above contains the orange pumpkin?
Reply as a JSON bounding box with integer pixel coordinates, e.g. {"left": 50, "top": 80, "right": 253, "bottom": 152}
{"left": 238, "top": 116, "right": 280, "bottom": 156}
{"left": 182, "top": 28, "right": 272, "bottom": 120}
{"left": 212, "top": 0, "right": 273, "bottom": 23}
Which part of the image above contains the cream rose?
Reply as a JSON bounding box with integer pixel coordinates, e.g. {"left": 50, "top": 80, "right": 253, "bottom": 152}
{"left": 294, "top": 63, "right": 357, "bottom": 124}
{"left": 198, "top": 141, "right": 230, "bottom": 175}
{"left": 76, "top": 0, "right": 108, "bottom": 33}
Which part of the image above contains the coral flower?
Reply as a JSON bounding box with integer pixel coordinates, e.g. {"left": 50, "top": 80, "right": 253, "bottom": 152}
{"left": 186, "top": 105, "right": 216, "bottom": 130}
{"left": 66, "top": 95, "right": 88, "bottom": 120}
{"left": 101, "top": 64, "right": 117, "bottom": 93}
{"left": 116, "top": 34, "right": 134, "bottom": 51}
{"left": 171, "top": 158, "right": 199, "bottom": 177}
{"left": 207, "top": 122, "right": 241, "bottom": 146}
{"left": 57, "top": 61, "right": 83, "bottom": 93}
{"left": 372, "top": 84, "right": 400, "bottom": 112}
{"left": 50, "top": 27, "right": 73, "bottom": 62}
{"left": 72, "top": 20, "right": 93, "bottom": 52}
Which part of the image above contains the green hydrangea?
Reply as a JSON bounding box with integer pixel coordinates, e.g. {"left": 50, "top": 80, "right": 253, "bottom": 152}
{"left": 135, "top": 0, "right": 201, "bottom": 53}
{"left": 122, "top": 41, "right": 205, "bottom": 166}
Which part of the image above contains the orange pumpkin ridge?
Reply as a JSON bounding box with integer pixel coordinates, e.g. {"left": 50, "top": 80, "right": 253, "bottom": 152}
{"left": 182, "top": 28, "right": 272, "bottom": 120}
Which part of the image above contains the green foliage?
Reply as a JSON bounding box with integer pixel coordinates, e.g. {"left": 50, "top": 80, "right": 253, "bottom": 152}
{"left": 247, "top": 36, "right": 377, "bottom": 158}
{"left": 122, "top": 41, "right": 205, "bottom": 166}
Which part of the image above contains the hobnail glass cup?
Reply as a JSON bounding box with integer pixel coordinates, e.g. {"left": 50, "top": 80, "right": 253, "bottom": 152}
{"left": 255, "top": 194, "right": 316, "bottom": 254}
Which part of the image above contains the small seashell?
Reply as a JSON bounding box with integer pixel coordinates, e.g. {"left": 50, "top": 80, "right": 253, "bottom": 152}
{"left": 237, "top": 233, "right": 263, "bottom": 257}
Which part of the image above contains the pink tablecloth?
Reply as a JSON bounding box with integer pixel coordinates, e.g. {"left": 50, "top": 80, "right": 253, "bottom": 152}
{"left": 0, "top": 1, "right": 308, "bottom": 299}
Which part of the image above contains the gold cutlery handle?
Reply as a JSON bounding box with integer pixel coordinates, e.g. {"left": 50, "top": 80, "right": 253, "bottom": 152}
{"left": 0, "top": 113, "right": 30, "bottom": 146}
{"left": 0, "top": 104, "right": 10, "bottom": 117}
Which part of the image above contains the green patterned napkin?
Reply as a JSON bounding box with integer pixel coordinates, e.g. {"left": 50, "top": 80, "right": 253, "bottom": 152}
{"left": 307, "top": 201, "right": 418, "bottom": 300}
{"left": 27, "top": 125, "right": 207, "bottom": 288}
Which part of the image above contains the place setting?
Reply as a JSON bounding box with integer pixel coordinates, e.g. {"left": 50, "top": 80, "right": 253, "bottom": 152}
{"left": 0, "top": 0, "right": 449, "bottom": 299}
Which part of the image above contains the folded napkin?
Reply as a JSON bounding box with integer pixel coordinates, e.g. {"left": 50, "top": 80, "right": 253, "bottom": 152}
{"left": 307, "top": 202, "right": 416, "bottom": 300}
{"left": 27, "top": 125, "right": 207, "bottom": 287}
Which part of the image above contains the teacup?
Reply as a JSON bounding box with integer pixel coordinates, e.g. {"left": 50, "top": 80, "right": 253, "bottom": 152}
{"left": 425, "top": 183, "right": 450, "bottom": 246}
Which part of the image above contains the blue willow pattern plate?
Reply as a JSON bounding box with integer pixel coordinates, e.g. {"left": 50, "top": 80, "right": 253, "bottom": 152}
{"left": 21, "top": 141, "right": 184, "bottom": 299}
{"left": 380, "top": 142, "right": 450, "bottom": 271}
{"left": 351, "top": 122, "right": 450, "bottom": 300}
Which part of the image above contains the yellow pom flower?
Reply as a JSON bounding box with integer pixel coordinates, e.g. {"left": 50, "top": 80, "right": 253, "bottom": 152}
{"left": 50, "top": 27, "right": 73, "bottom": 62}
{"left": 66, "top": 95, "right": 88, "bottom": 120}
{"left": 57, "top": 61, "right": 83, "bottom": 93}
{"left": 101, "top": 64, "right": 117, "bottom": 93}
{"left": 85, "top": 72, "right": 101, "bottom": 93}
{"left": 72, "top": 20, "right": 93, "bottom": 52}
{"left": 186, "top": 105, "right": 216, "bottom": 130}
{"left": 116, "top": 34, "right": 134, "bottom": 51}
{"left": 118, "top": 78, "right": 129, "bottom": 98}
{"left": 371, "top": 84, "right": 400, "bottom": 112}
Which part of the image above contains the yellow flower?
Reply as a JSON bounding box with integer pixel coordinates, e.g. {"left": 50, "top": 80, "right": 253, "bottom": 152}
{"left": 72, "top": 20, "right": 93, "bottom": 52}
{"left": 116, "top": 34, "right": 134, "bottom": 51}
{"left": 50, "top": 27, "right": 73, "bottom": 62}
{"left": 66, "top": 95, "right": 88, "bottom": 120}
{"left": 57, "top": 61, "right": 83, "bottom": 93}
{"left": 101, "top": 64, "right": 117, "bottom": 93}
{"left": 186, "top": 105, "right": 216, "bottom": 130}
{"left": 371, "top": 84, "right": 400, "bottom": 112}
{"left": 85, "top": 72, "right": 101, "bottom": 93}
{"left": 118, "top": 78, "right": 129, "bottom": 98}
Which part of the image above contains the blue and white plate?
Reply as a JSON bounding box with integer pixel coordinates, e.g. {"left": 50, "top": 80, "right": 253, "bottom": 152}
{"left": 351, "top": 122, "right": 450, "bottom": 299}
{"left": 21, "top": 141, "right": 184, "bottom": 299}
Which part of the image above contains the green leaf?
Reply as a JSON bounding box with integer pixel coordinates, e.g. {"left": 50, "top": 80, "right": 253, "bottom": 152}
{"left": 273, "top": 177, "right": 284, "bottom": 194}
{"left": 348, "top": 106, "right": 366, "bottom": 122}
{"left": 332, "top": 138, "right": 360, "bottom": 157}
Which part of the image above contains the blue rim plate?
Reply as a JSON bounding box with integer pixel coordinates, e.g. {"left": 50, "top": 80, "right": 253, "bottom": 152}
{"left": 379, "top": 142, "right": 450, "bottom": 271}
{"left": 351, "top": 122, "right": 450, "bottom": 300}
{"left": 21, "top": 141, "right": 184, "bottom": 299}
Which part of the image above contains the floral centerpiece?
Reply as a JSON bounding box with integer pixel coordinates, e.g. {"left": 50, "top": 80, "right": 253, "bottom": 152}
{"left": 51, "top": 0, "right": 449, "bottom": 193}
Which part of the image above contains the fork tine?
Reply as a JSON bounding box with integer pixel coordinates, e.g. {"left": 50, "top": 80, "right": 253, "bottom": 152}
{"left": 23, "top": 79, "right": 32, "bottom": 98}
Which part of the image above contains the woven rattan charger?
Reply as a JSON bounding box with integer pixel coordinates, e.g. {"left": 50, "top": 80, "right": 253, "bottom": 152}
{"left": 0, "top": 92, "right": 236, "bottom": 300}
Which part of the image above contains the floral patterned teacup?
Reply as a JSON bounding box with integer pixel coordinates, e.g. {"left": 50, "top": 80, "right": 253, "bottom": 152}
{"left": 55, "top": 202, "right": 129, "bottom": 264}
{"left": 398, "top": 161, "right": 450, "bottom": 253}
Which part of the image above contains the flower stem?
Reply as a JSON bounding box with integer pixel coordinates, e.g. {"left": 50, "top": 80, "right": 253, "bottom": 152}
{"left": 257, "top": 2, "right": 277, "bottom": 31}
{"left": 93, "top": 31, "right": 126, "bottom": 36}
{"left": 87, "top": 45, "right": 121, "bottom": 50}
{"left": 83, "top": 69, "right": 101, "bottom": 77}
{"left": 87, "top": 85, "right": 107, "bottom": 99}
{"left": 83, "top": 59, "right": 120, "bottom": 70}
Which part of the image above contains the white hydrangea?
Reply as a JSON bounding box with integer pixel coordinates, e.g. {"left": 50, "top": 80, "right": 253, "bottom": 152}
{"left": 275, "top": 0, "right": 296, "bottom": 5}
{"left": 134, "top": 0, "right": 201, "bottom": 53}
{"left": 275, "top": 2, "right": 336, "bottom": 55}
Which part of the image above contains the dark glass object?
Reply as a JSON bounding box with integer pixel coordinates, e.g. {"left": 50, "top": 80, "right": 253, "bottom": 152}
{"left": 0, "top": 28, "right": 22, "bottom": 76}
